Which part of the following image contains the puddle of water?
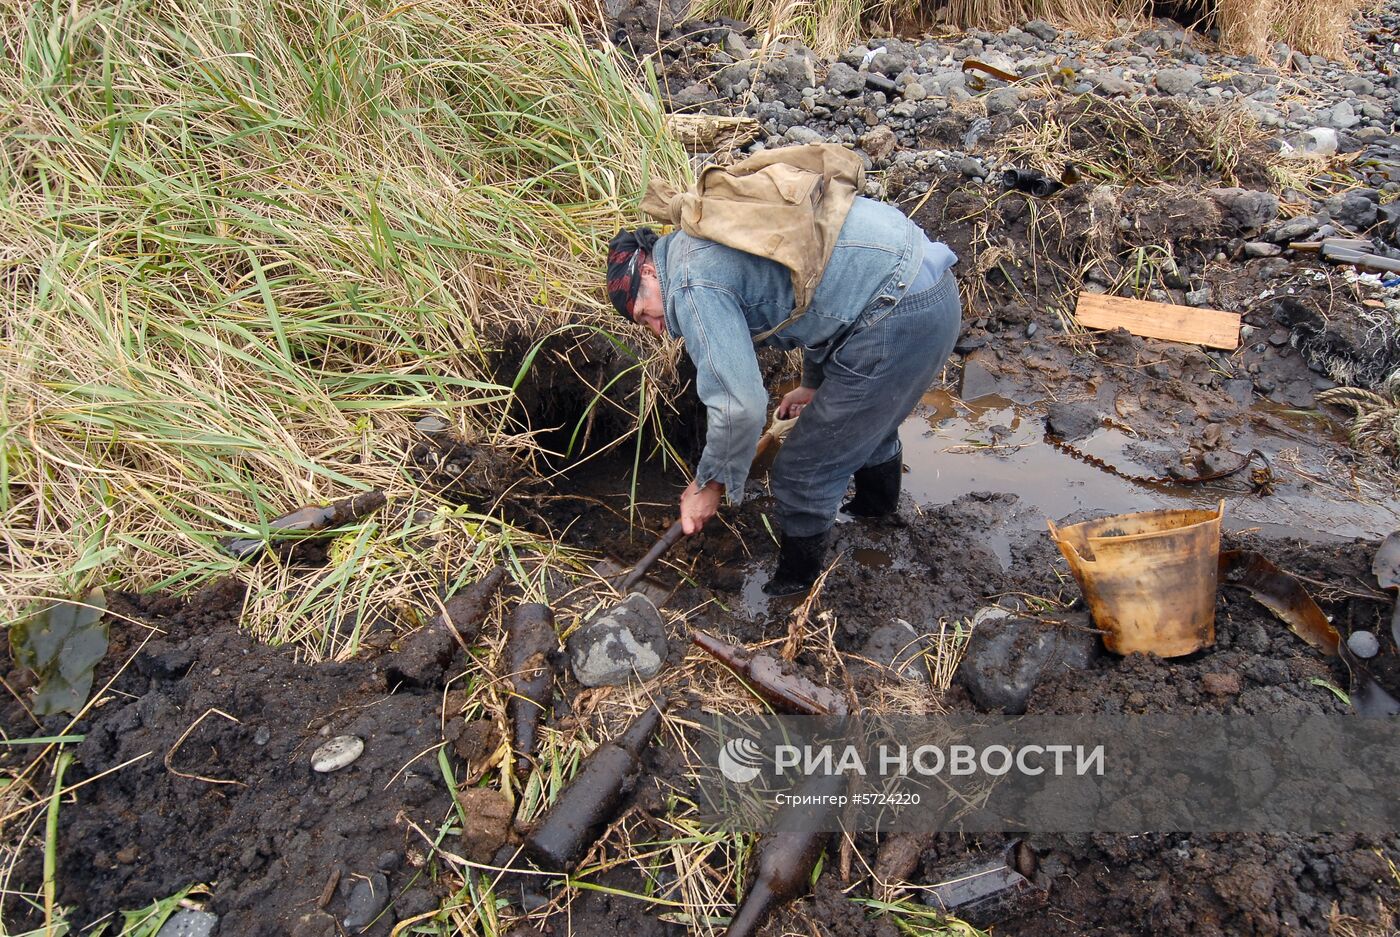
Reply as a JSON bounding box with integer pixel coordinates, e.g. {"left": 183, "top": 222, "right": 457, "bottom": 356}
{"left": 852, "top": 547, "right": 892, "bottom": 569}
{"left": 902, "top": 393, "right": 1400, "bottom": 547}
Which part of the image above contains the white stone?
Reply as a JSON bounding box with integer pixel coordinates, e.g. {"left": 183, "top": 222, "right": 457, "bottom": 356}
{"left": 312, "top": 735, "right": 364, "bottom": 773}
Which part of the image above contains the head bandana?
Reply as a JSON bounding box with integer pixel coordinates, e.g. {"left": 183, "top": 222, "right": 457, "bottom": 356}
{"left": 606, "top": 227, "right": 660, "bottom": 320}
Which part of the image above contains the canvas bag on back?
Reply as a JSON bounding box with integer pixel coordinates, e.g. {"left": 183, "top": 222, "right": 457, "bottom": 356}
{"left": 639, "top": 143, "right": 865, "bottom": 341}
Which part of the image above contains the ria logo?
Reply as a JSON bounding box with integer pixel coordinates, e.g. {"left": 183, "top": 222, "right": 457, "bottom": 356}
{"left": 718, "top": 737, "right": 765, "bottom": 784}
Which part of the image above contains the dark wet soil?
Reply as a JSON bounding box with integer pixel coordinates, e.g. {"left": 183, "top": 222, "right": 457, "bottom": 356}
{"left": 2, "top": 580, "right": 464, "bottom": 935}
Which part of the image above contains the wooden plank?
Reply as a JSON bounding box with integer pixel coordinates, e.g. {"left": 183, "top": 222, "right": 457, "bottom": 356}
{"left": 1074, "top": 292, "right": 1241, "bottom": 350}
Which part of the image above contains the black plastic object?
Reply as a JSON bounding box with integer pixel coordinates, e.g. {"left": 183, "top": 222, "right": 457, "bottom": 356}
{"left": 1001, "top": 168, "right": 1062, "bottom": 198}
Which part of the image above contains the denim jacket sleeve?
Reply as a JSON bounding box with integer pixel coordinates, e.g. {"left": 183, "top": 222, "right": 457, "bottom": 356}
{"left": 668, "top": 284, "right": 767, "bottom": 502}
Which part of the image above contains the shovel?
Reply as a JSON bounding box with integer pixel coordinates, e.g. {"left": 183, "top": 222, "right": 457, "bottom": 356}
{"left": 616, "top": 408, "right": 800, "bottom": 594}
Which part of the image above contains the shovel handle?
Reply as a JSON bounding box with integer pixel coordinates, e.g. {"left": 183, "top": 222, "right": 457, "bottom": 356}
{"left": 619, "top": 520, "right": 685, "bottom": 593}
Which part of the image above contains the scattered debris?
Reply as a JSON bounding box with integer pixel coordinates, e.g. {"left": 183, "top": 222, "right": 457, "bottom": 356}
{"left": 504, "top": 603, "right": 559, "bottom": 774}
{"left": 457, "top": 786, "right": 514, "bottom": 863}
{"left": 1049, "top": 506, "right": 1223, "bottom": 657}
{"left": 664, "top": 113, "right": 761, "bottom": 151}
{"left": 311, "top": 735, "right": 364, "bottom": 773}
{"left": 921, "top": 841, "right": 1047, "bottom": 927}
{"left": 522, "top": 698, "right": 667, "bottom": 872}
{"left": 1219, "top": 550, "right": 1341, "bottom": 654}
{"left": 10, "top": 587, "right": 108, "bottom": 716}
{"left": 692, "top": 630, "right": 848, "bottom": 715}
{"left": 1001, "top": 167, "right": 1062, "bottom": 197}
{"left": 1073, "top": 293, "right": 1241, "bottom": 350}
{"left": 1371, "top": 530, "right": 1400, "bottom": 644}
{"left": 567, "top": 593, "right": 668, "bottom": 687}
{"left": 223, "top": 490, "right": 387, "bottom": 560}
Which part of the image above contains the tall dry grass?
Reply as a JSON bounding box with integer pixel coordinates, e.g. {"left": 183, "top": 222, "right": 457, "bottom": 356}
{"left": 0, "top": 0, "right": 690, "bottom": 657}
{"left": 696, "top": 0, "right": 1363, "bottom": 58}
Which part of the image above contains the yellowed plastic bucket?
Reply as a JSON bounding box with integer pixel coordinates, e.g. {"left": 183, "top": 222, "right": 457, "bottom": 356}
{"left": 1047, "top": 503, "right": 1223, "bottom": 657}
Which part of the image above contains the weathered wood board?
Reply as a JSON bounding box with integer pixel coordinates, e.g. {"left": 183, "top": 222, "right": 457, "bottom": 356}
{"left": 1074, "top": 293, "right": 1241, "bottom": 350}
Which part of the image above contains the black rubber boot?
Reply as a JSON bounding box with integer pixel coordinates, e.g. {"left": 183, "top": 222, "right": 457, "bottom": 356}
{"left": 762, "top": 530, "right": 831, "bottom": 597}
{"left": 840, "top": 455, "right": 902, "bottom": 518}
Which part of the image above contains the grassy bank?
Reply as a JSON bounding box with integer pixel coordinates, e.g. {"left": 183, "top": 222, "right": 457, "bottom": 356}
{"left": 0, "top": 0, "right": 689, "bottom": 655}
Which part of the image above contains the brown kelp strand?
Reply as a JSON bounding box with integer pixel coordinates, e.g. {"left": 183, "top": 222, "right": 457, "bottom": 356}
{"left": 692, "top": 630, "right": 848, "bottom": 716}
{"left": 523, "top": 698, "right": 667, "bottom": 872}
{"left": 505, "top": 602, "right": 559, "bottom": 772}
{"left": 223, "top": 490, "right": 388, "bottom": 560}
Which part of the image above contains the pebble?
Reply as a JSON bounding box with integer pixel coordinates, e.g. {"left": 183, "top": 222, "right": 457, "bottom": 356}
{"left": 342, "top": 872, "right": 390, "bottom": 930}
{"left": 1244, "top": 241, "right": 1284, "bottom": 258}
{"left": 311, "top": 735, "right": 364, "bottom": 773}
{"left": 1347, "top": 630, "right": 1380, "bottom": 658}
{"left": 155, "top": 911, "right": 218, "bottom": 937}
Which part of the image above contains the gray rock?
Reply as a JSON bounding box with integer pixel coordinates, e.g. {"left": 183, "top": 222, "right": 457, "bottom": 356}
{"left": 860, "top": 619, "right": 928, "bottom": 683}
{"left": 1092, "top": 72, "right": 1133, "bottom": 96}
{"left": 1244, "top": 241, "right": 1284, "bottom": 258}
{"left": 342, "top": 872, "right": 390, "bottom": 930}
{"left": 860, "top": 125, "right": 898, "bottom": 161}
{"left": 1023, "top": 19, "right": 1058, "bottom": 41}
{"left": 959, "top": 353, "right": 1003, "bottom": 400}
{"left": 1155, "top": 67, "right": 1202, "bottom": 95}
{"left": 396, "top": 887, "right": 437, "bottom": 919}
{"left": 1045, "top": 401, "right": 1099, "bottom": 441}
{"left": 156, "top": 911, "right": 219, "bottom": 937}
{"left": 824, "top": 61, "right": 864, "bottom": 96}
{"left": 902, "top": 81, "right": 927, "bottom": 102}
{"left": 1324, "top": 193, "right": 1378, "bottom": 231}
{"left": 955, "top": 157, "right": 986, "bottom": 179}
{"left": 958, "top": 614, "right": 1099, "bottom": 714}
{"left": 1267, "top": 214, "right": 1324, "bottom": 243}
{"left": 985, "top": 87, "right": 1022, "bottom": 115}
{"left": 668, "top": 82, "right": 712, "bottom": 110}
{"left": 783, "top": 125, "right": 825, "bottom": 145}
{"left": 1343, "top": 75, "right": 1375, "bottom": 96}
{"left": 567, "top": 593, "right": 667, "bottom": 687}
{"left": 715, "top": 61, "right": 755, "bottom": 98}
{"left": 761, "top": 48, "right": 817, "bottom": 92}
{"left": 1348, "top": 630, "right": 1380, "bottom": 659}
{"left": 415, "top": 413, "right": 449, "bottom": 435}
{"left": 868, "top": 46, "right": 914, "bottom": 77}
{"left": 1223, "top": 378, "right": 1254, "bottom": 406}
{"left": 1185, "top": 288, "right": 1213, "bottom": 307}
{"left": 1322, "top": 100, "right": 1361, "bottom": 129}
{"left": 723, "top": 30, "right": 750, "bottom": 60}
{"left": 1209, "top": 187, "right": 1279, "bottom": 233}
